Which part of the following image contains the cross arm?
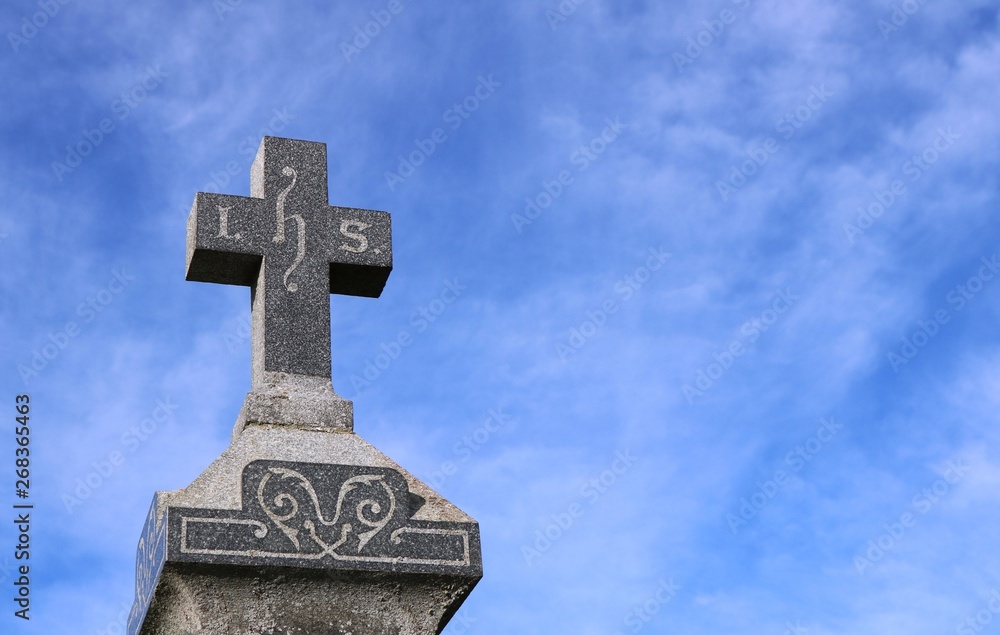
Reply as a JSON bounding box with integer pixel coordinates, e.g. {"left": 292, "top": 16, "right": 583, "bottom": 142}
{"left": 186, "top": 192, "right": 266, "bottom": 287}
{"left": 327, "top": 206, "right": 393, "bottom": 298}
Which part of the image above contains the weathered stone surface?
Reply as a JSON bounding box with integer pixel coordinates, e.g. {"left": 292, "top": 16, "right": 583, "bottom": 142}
{"left": 128, "top": 423, "right": 483, "bottom": 634}
{"left": 234, "top": 373, "right": 354, "bottom": 436}
{"left": 140, "top": 566, "right": 475, "bottom": 635}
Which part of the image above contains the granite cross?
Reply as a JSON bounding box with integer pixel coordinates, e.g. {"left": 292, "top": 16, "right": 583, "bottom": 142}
{"left": 185, "top": 136, "right": 392, "bottom": 388}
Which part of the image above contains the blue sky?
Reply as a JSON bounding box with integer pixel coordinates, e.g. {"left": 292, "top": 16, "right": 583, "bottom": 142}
{"left": 1, "top": 0, "right": 999, "bottom": 633}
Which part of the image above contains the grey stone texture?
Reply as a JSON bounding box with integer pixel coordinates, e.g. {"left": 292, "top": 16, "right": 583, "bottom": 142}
{"left": 167, "top": 460, "right": 479, "bottom": 574}
{"left": 129, "top": 137, "right": 481, "bottom": 634}
{"left": 234, "top": 372, "right": 355, "bottom": 436}
{"left": 140, "top": 567, "right": 474, "bottom": 635}
{"left": 128, "top": 426, "right": 482, "bottom": 633}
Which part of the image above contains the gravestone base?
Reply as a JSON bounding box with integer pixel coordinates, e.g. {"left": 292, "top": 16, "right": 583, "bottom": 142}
{"left": 128, "top": 423, "right": 482, "bottom": 635}
{"left": 140, "top": 564, "right": 476, "bottom": 635}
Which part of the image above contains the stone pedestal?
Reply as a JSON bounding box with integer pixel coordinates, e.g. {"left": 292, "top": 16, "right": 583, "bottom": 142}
{"left": 140, "top": 567, "right": 475, "bottom": 634}
{"left": 127, "top": 413, "right": 482, "bottom": 634}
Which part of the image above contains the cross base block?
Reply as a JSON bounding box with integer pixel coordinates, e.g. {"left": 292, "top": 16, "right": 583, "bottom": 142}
{"left": 234, "top": 373, "right": 354, "bottom": 438}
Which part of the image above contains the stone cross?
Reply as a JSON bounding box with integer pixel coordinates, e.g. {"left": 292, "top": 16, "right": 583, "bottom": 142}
{"left": 130, "top": 136, "right": 479, "bottom": 635}
{"left": 186, "top": 136, "right": 391, "bottom": 391}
